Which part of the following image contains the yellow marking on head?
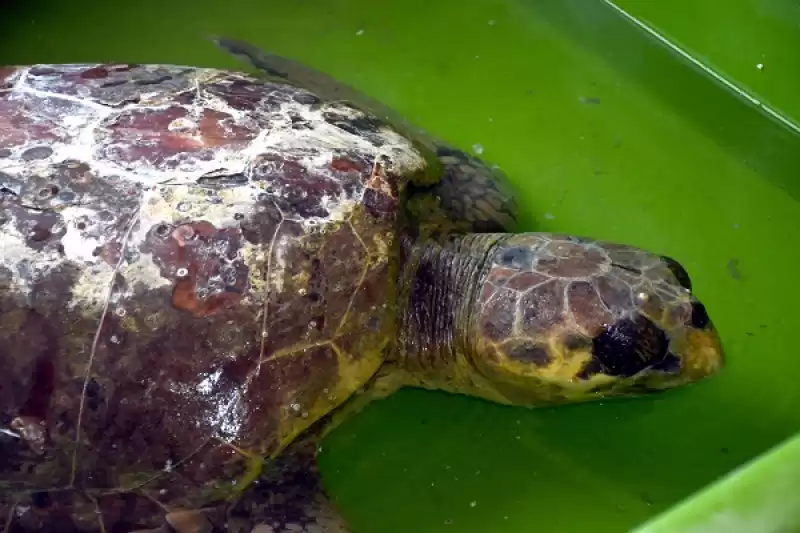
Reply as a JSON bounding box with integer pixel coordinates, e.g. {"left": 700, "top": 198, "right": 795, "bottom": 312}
{"left": 677, "top": 328, "right": 725, "bottom": 380}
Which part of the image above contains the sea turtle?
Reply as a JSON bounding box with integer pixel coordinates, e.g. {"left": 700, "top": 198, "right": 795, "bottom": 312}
{"left": 0, "top": 43, "right": 723, "bottom": 533}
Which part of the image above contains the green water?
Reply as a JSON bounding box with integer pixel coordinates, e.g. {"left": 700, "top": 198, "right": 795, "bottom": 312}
{"left": 615, "top": 0, "right": 800, "bottom": 127}
{"left": 2, "top": 0, "right": 799, "bottom": 532}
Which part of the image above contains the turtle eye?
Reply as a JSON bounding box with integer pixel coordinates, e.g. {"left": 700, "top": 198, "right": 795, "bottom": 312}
{"left": 591, "top": 315, "right": 668, "bottom": 377}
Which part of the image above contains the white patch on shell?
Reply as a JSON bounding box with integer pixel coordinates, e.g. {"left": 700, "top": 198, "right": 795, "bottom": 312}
{"left": 59, "top": 206, "right": 106, "bottom": 263}
{"left": 1, "top": 63, "right": 426, "bottom": 326}
{"left": 118, "top": 252, "right": 172, "bottom": 291}
{"left": 5, "top": 66, "right": 422, "bottom": 187}
{"left": 69, "top": 263, "right": 116, "bottom": 311}
{"left": 167, "top": 370, "right": 245, "bottom": 442}
{"left": 197, "top": 368, "right": 223, "bottom": 395}
{"left": 167, "top": 117, "right": 196, "bottom": 131}
{"left": 137, "top": 184, "right": 259, "bottom": 232}
{"left": 202, "top": 386, "right": 245, "bottom": 442}
{"left": 0, "top": 228, "right": 62, "bottom": 300}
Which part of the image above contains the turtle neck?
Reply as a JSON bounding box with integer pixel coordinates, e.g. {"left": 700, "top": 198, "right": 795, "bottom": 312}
{"left": 394, "top": 233, "right": 501, "bottom": 379}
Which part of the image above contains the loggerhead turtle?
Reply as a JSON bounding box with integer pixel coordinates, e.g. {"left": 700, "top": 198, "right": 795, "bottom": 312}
{"left": 0, "top": 46, "right": 723, "bottom": 533}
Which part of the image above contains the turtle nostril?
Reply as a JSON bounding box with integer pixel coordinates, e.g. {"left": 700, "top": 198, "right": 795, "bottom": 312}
{"left": 661, "top": 255, "right": 692, "bottom": 291}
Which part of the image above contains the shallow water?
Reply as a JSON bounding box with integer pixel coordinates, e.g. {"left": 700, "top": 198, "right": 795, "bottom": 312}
{"left": 2, "top": 0, "right": 799, "bottom": 532}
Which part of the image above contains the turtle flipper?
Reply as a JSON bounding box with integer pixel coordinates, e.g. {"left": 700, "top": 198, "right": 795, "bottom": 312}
{"left": 316, "top": 366, "right": 407, "bottom": 441}
{"left": 223, "top": 436, "right": 352, "bottom": 533}
{"left": 210, "top": 35, "right": 400, "bottom": 123}
{"left": 415, "top": 146, "right": 519, "bottom": 233}
{"left": 210, "top": 36, "right": 292, "bottom": 81}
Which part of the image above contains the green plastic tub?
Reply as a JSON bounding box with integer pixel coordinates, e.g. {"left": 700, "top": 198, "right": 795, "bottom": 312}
{"left": 2, "top": 0, "right": 799, "bottom": 531}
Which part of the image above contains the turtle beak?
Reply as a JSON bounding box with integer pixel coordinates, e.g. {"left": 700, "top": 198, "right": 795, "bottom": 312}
{"left": 676, "top": 326, "right": 725, "bottom": 383}
{"left": 644, "top": 322, "right": 724, "bottom": 391}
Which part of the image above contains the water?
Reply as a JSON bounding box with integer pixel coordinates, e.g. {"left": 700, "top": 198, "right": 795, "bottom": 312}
{"left": 2, "top": 0, "right": 799, "bottom": 532}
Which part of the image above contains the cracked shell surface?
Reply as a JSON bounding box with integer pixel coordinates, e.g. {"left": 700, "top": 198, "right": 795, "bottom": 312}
{"left": 0, "top": 63, "right": 428, "bottom": 530}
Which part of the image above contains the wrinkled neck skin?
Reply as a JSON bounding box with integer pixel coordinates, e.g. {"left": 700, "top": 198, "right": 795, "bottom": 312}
{"left": 390, "top": 233, "right": 510, "bottom": 404}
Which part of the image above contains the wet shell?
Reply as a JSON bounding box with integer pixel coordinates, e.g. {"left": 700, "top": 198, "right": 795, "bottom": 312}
{"left": 0, "top": 63, "right": 427, "bottom": 520}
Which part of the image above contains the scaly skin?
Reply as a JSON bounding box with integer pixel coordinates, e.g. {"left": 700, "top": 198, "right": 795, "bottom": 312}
{"left": 314, "top": 231, "right": 724, "bottom": 445}
{"left": 391, "top": 232, "right": 723, "bottom": 404}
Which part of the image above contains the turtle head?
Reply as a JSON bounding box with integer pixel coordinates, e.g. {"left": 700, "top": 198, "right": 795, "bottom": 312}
{"left": 466, "top": 234, "right": 724, "bottom": 407}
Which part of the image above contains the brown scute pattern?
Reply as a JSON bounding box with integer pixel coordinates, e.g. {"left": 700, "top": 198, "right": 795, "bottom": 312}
{"left": 473, "top": 234, "right": 702, "bottom": 382}
{"left": 606, "top": 246, "right": 661, "bottom": 271}
{"left": 567, "top": 281, "right": 613, "bottom": 336}
{"left": 239, "top": 195, "right": 284, "bottom": 245}
{"left": 335, "top": 207, "right": 398, "bottom": 357}
{"left": 98, "top": 105, "right": 261, "bottom": 170}
{"left": 535, "top": 240, "right": 610, "bottom": 278}
{"left": 595, "top": 275, "right": 634, "bottom": 317}
{"left": 486, "top": 266, "right": 517, "bottom": 286}
{"left": 237, "top": 344, "right": 340, "bottom": 453}
{"left": 323, "top": 109, "right": 387, "bottom": 147}
{"left": 250, "top": 152, "right": 355, "bottom": 219}
{"left": 10, "top": 207, "right": 65, "bottom": 252}
{"left": 480, "top": 288, "right": 518, "bottom": 342}
{"left": 257, "top": 220, "right": 371, "bottom": 355}
{"left": 142, "top": 220, "right": 249, "bottom": 316}
{"left": 505, "top": 271, "right": 548, "bottom": 292}
{"left": 1, "top": 63, "right": 423, "bottom": 531}
{"left": 0, "top": 93, "right": 87, "bottom": 151}
{"left": 363, "top": 155, "right": 402, "bottom": 221}
{"left": 12, "top": 161, "right": 143, "bottom": 213}
{"left": 612, "top": 266, "right": 644, "bottom": 287}
{"left": 24, "top": 63, "right": 194, "bottom": 106}
{"left": 205, "top": 77, "right": 320, "bottom": 111}
{"left": 520, "top": 279, "right": 566, "bottom": 333}
{"left": 500, "top": 232, "right": 548, "bottom": 250}
{"left": 63, "top": 298, "right": 266, "bottom": 502}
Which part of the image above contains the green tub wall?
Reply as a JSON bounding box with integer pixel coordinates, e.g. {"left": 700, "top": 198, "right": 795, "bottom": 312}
{"left": 2, "top": 0, "right": 799, "bottom": 532}
{"left": 633, "top": 431, "right": 800, "bottom": 533}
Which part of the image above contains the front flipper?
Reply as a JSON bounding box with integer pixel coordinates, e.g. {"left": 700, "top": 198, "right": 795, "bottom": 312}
{"left": 314, "top": 367, "right": 407, "bottom": 443}
{"left": 210, "top": 36, "right": 404, "bottom": 127}
{"left": 221, "top": 436, "right": 351, "bottom": 533}
{"left": 130, "top": 436, "right": 351, "bottom": 533}
{"left": 210, "top": 36, "right": 519, "bottom": 233}
{"left": 410, "top": 146, "right": 519, "bottom": 234}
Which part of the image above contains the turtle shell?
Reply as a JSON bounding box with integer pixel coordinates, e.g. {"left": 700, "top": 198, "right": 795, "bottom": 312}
{"left": 0, "top": 63, "right": 428, "bottom": 528}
